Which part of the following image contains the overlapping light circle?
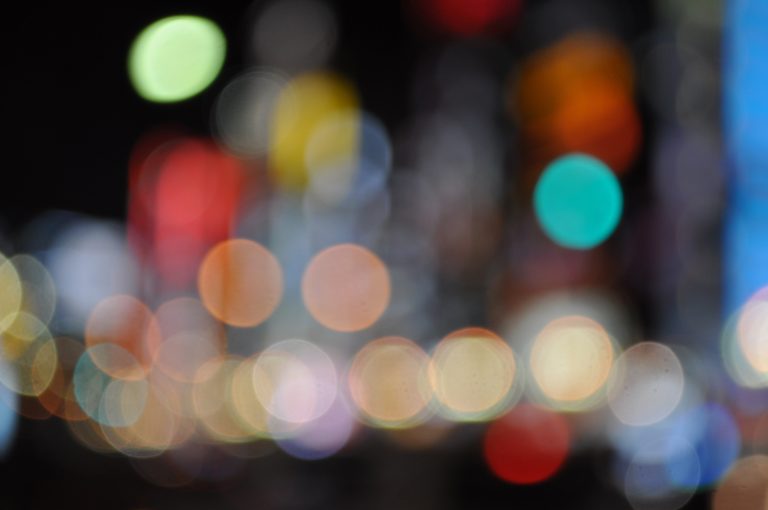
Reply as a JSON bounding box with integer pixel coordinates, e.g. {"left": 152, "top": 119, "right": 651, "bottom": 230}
{"left": 429, "top": 327, "right": 518, "bottom": 421}
{"left": 348, "top": 336, "right": 433, "bottom": 428}
{"left": 608, "top": 342, "right": 685, "bottom": 427}
{"left": 198, "top": 239, "right": 284, "bottom": 328}
{"left": 529, "top": 315, "right": 615, "bottom": 411}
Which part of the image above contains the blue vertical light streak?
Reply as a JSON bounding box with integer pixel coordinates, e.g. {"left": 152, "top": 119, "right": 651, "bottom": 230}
{"left": 724, "top": 0, "right": 768, "bottom": 314}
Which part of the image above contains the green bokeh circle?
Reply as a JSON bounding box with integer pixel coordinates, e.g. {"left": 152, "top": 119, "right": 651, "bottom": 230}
{"left": 128, "top": 15, "right": 226, "bottom": 103}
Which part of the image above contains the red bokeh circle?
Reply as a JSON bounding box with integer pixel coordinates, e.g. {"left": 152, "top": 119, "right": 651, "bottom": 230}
{"left": 483, "top": 404, "right": 570, "bottom": 484}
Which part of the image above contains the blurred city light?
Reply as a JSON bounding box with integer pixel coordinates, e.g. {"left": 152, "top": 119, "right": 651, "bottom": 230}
{"left": 2, "top": 1, "right": 765, "bottom": 509}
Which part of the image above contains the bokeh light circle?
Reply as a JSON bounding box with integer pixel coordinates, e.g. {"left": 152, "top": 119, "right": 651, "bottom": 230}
{"left": 712, "top": 455, "right": 768, "bottom": 510}
{"left": 529, "top": 315, "right": 615, "bottom": 410}
{"left": 738, "top": 301, "right": 768, "bottom": 374}
{"left": 348, "top": 336, "right": 432, "bottom": 428}
{"left": 621, "top": 439, "right": 700, "bottom": 510}
{"left": 608, "top": 342, "right": 685, "bottom": 427}
{"left": 85, "top": 295, "right": 160, "bottom": 378}
{"left": 304, "top": 110, "right": 361, "bottom": 203}
{"left": 10, "top": 254, "right": 57, "bottom": 327}
{"left": 73, "top": 344, "right": 148, "bottom": 427}
{"left": 101, "top": 382, "right": 191, "bottom": 457}
{"left": 128, "top": 15, "right": 226, "bottom": 103}
{"left": 153, "top": 297, "right": 225, "bottom": 383}
{"left": 302, "top": 244, "right": 390, "bottom": 332}
{"left": 533, "top": 153, "right": 623, "bottom": 249}
{"left": 429, "top": 328, "right": 518, "bottom": 421}
{"left": 664, "top": 403, "right": 741, "bottom": 489}
{"left": 269, "top": 72, "right": 358, "bottom": 190}
{"left": 484, "top": 404, "right": 571, "bottom": 484}
{"left": 0, "top": 252, "right": 22, "bottom": 333}
{"left": 304, "top": 110, "right": 391, "bottom": 207}
{"left": 48, "top": 218, "right": 139, "bottom": 332}
{"left": 192, "top": 356, "right": 255, "bottom": 444}
{"left": 155, "top": 332, "right": 222, "bottom": 384}
{"left": 735, "top": 288, "right": 768, "bottom": 383}
{"left": 230, "top": 356, "right": 271, "bottom": 438}
{"left": 253, "top": 339, "right": 338, "bottom": 425}
{"left": 0, "top": 313, "right": 58, "bottom": 397}
{"left": 514, "top": 33, "right": 640, "bottom": 174}
{"left": 213, "top": 69, "right": 286, "bottom": 158}
{"left": 275, "top": 395, "right": 356, "bottom": 461}
{"left": 722, "top": 303, "right": 768, "bottom": 389}
{"left": 198, "top": 239, "right": 283, "bottom": 328}
{"left": 37, "top": 336, "right": 87, "bottom": 422}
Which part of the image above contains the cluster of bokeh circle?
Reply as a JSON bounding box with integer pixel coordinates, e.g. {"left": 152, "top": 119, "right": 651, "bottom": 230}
{"left": 0, "top": 3, "right": 765, "bottom": 509}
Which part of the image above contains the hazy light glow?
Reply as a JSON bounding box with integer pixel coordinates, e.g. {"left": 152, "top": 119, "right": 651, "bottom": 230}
{"left": 49, "top": 219, "right": 139, "bottom": 332}
{"left": 429, "top": 327, "right": 518, "bottom": 421}
{"left": 417, "top": 0, "right": 522, "bottom": 36}
{"left": 253, "top": 0, "right": 337, "bottom": 71}
{"left": 302, "top": 243, "right": 390, "bottom": 332}
{"left": 555, "top": 81, "right": 641, "bottom": 172}
{"left": 529, "top": 315, "right": 615, "bottom": 411}
{"left": 534, "top": 153, "right": 623, "bottom": 249}
{"left": 129, "top": 15, "right": 226, "bottom": 103}
{"left": 348, "top": 337, "right": 433, "bottom": 428}
{"left": 502, "top": 290, "right": 633, "bottom": 356}
{"left": 198, "top": 239, "right": 283, "bottom": 328}
{"left": 516, "top": 33, "right": 640, "bottom": 174}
